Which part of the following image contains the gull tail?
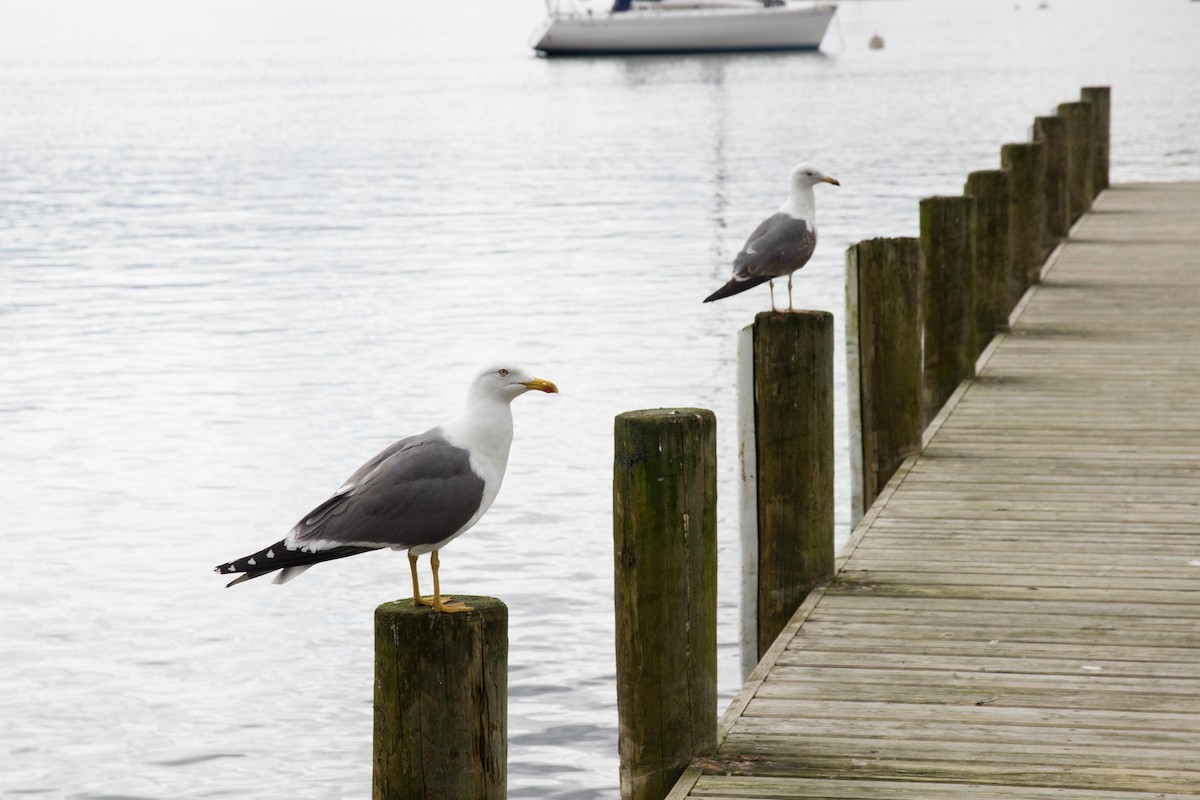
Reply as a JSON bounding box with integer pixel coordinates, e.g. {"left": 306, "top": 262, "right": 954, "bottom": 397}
{"left": 214, "top": 539, "right": 377, "bottom": 587}
{"left": 703, "top": 275, "right": 770, "bottom": 303}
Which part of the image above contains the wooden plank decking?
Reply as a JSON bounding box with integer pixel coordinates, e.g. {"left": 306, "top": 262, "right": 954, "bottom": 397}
{"left": 670, "top": 183, "right": 1200, "bottom": 799}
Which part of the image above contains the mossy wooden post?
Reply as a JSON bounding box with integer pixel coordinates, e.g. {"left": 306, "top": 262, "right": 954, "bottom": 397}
{"left": 1000, "top": 142, "right": 1046, "bottom": 306}
{"left": 373, "top": 597, "right": 507, "bottom": 800}
{"left": 1081, "top": 86, "right": 1111, "bottom": 194}
{"left": 919, "top": 196, "right": 977, "bottom": 427}
{"left": 1034, "top": 115, "right": 1070, "bottom": 255}
{"left": 745, "top": 311, "right": 834, "bottom": 659}
{"left": 613, "top": 409, "right": 717, "bottom": 800}
{"left": 846, "top": 238, "right": 922, "bottom": 526}
{"left": 964, "top": 169, "right": 1012, "bottom": 343}
{"left": 1058, "top": 100, "right": 1094, "bottom": 223}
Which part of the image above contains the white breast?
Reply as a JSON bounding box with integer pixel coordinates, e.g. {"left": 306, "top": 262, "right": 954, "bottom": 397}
{"left": 412, "top": 404, "right": 514, "bottom": 555}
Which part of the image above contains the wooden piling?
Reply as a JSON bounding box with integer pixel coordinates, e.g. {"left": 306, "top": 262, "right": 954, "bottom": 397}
{"left": 1000, "top": 142, "right": 1046, "bottom": 305}
{"left": 613, "top": 408, "right": 717, "bottom": 800}
{"left": 964, "top": 169, "right": 1012, "bottom": 342}
{"left": 736, "top": 327, "right": 759, "bottom": 681}
{"left": 845, "top": 238, "right": 922, "bottom": 526}
{"left": 745, "top": 311, "right": 834, "bottom": 659}
{"left": 1058, "top": 100, "right": 1095, "bottom": 223}
{"left": 919, "top": 195, "right": 977, "bottom": 426}
{"left": 1034, "top": 115, "right": 1070, "bottom": 255}
{"left": 373, "top": 597, "right": 507, "bottom": 800}
{"left": 1081, "top": 86, "right": 1111, "bottom": 194}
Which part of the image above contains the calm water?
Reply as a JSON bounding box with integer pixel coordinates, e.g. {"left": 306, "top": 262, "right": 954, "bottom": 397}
{"left": 2, "top": 0, "right": 1197, "bottom": 796}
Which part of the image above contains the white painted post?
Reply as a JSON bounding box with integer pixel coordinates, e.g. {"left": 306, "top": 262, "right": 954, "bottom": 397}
{"left": 736, "top": 323, "right": 759, "bottom": 682}
{"left": 846, "top": 253, "right": 866, "bottom": 528}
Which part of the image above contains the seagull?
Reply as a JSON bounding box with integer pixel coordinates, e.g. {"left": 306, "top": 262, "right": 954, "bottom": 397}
{"left": 214, "top": 364, "right": 559, "bottom": 613}
{"left": 704, "top": 163, "right": 839, "bottom": 311}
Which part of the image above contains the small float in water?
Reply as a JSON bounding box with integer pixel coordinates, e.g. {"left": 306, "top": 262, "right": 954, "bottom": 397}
{"left": 531, "top": 0, "right": 838, "bottom": 56}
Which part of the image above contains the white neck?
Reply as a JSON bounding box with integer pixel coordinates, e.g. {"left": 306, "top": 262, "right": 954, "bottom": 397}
{"left": 779, "top": 183, "right": 816, "bottom": 224}
{"left": 439, "top": 393, "right": 515, "bottom": 480}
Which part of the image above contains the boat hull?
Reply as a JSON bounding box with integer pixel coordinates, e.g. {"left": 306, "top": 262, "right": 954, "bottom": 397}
{"left": 532, "top": 3, "right": 836, "bottom": 56}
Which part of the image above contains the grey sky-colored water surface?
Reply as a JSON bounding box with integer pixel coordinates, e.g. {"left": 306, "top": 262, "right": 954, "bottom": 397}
{"left": 2, "top": 0, "right": 1198, "bottom": 797}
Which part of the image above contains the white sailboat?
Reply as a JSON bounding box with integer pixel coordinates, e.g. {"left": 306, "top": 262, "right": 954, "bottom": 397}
{"left": 531, "top": 0, "right": 838, "bottom": 56}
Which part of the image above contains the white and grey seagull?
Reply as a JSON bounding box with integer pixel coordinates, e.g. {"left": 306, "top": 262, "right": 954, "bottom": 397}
{"left": 704, "top": 163, "right": 839, "bottom": 311}
{"left": 214, "top": 364, "right": 558, "bottom": 613}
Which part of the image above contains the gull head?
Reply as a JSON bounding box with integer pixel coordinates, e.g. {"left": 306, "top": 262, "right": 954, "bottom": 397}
{"left": 469, "top": 363, "right": 559, "bottom": 404}
{"left": 790, "top": 163, "right": 840, "bottom": 190}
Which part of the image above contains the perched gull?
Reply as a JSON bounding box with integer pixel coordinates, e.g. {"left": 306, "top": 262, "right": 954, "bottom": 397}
{"left": 214, "top": 364, "right": 558, "bottom": 613}
{"left": 704, "top": 163, "right": 839, "bottom": 311}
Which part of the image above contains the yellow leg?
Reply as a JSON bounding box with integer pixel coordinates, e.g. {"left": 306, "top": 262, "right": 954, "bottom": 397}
{"left": 411, "top": 552, "right": 453, "bottom": 608}
{"left": 768, "top": 279, "right": 777, "bottom": 312}
{"left": 430, "top": 551, "right": 473, "bottom": 613}
{"left": 409, "top": 552, "right": 425, "bottom": 605}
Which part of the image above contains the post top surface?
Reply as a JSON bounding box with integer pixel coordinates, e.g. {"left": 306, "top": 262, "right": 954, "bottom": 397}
{"left": 919, "top": 194, "right": 976, "bottom": 204}
{"left": 966, "top": 168, "right": 1009, "bottom": 180}
{"left": 854, "top": 236, "right": 920, "bottom": 246}
{"left": 615, "top": 408, "right": 715, "bottom": 424}
{"left": 1001, "top": 140, "right": 1043, "bottom": 149}
{"left": 375, "top": 596, "right": 508, "bottom": 618}
{"left": 753, "top": 309, "right": 834, "bottom": 324}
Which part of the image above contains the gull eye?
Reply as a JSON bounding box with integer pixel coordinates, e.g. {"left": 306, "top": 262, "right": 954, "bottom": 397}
{"left": 498, "top": 368, "right": 509, "bottom": 376}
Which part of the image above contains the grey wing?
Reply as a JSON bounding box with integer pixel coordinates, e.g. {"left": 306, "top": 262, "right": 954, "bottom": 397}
{"left": 287, "top": 432, "right": 486, "bottom": 551}
{"left": 732, "top": 214, "right": 817, "bottom": 280}
{"left": 340, "top": 434, "right": 421, "bottom": 488}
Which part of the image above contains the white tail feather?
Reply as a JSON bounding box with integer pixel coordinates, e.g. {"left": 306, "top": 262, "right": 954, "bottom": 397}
{"left": 273, "top": 565, "right": 315, "bottom": 584}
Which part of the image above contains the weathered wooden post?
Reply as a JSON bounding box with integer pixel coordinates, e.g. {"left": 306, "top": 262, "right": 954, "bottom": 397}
{"left": 1000, "top": 141, "right": 1046, "bottom": 305}
{"left": 1058, "top": 100, "right": 1095, "bottom": 223}
{"left": 1081, "top": 86, "right": 1111, "bottom": 195}
{"left": 964, "top": 169, "right": 1012, "bottom": 341}
{"left": 920, "top": 196, "right": 977, "bottom": 426}
{"left": 613, "top": 408, "right": 717, "bottom": 800}
{"left": 373, "top": 598, "right": 508, "bottom": 800}
{"left": 1034, "top": 115, "right": 1070, "bottom": 256}
{"left": 845, "top": 238, "right": 922, "bottom": 526}
{"left": 738, "top": 311, "right": 834, "bottom": 671}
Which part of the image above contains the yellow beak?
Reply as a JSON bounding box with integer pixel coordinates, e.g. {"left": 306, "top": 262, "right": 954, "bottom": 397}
{"left": 522, "top": 377, "right": 559, "bottom": 394}
{"left": 822, "top": 176, "right": 841, "bottom": 186}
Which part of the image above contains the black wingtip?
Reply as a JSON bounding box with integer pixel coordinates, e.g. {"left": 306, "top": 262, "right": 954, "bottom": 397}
{"left": 214, "top": 561, "right": 251, "bottom": 588}
{"left": 704, "top": 276, "right": 766, "bottom": 304}
{"left": 215, "top": 540, "right": 378, "bottom": 588}
{"left": 225, "top": 571, "right": 263, "bottom": 588}
{"left": 703, "top": 286, "right": 728, "bottom": 303}
{"left": 213, "top": 541, "right": 287, "bottom": 588}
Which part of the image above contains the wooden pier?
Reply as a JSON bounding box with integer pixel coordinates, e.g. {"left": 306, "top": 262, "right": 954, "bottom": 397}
{"left": 666, "top": 182, "right": 1200, "bottom": 799}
